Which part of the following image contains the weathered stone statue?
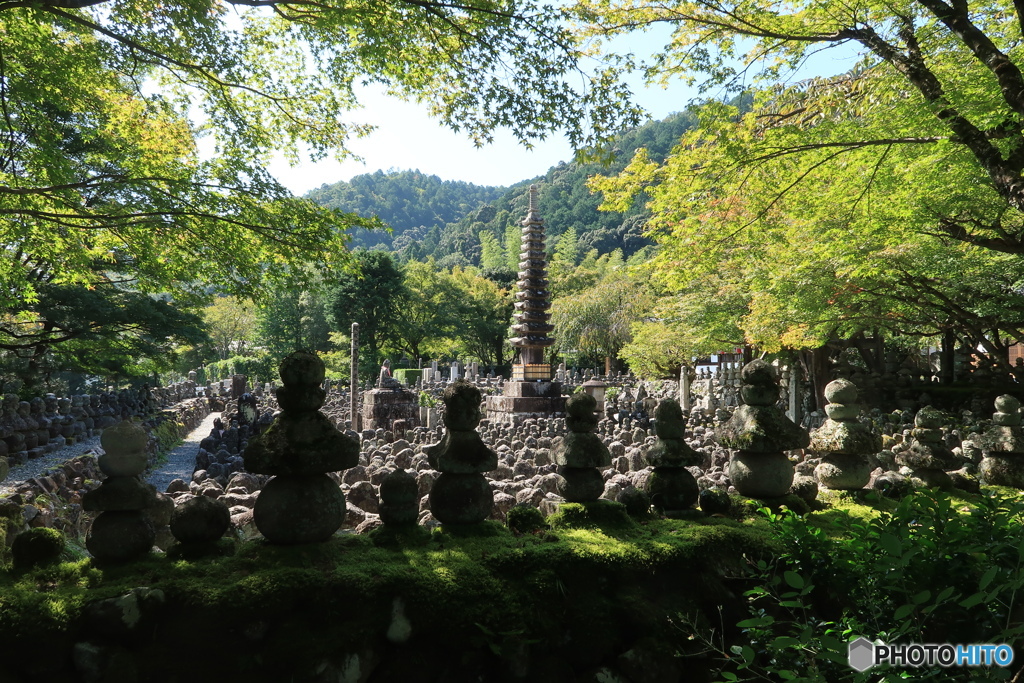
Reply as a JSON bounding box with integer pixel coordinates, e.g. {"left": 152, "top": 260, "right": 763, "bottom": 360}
{"left": 378, "top": 359, "right": 400, "bottom": 389}
{"left": 644, "top": 399, "right": 702, "bottom": 515}
{"left": 84, "top": 420, "right": 159, "bottom": 562}
{"left": 979, "top": 395, "right": 1024, "bottom": 487}
{"left": 810, "top": 379, "right": 881, "bottom": 490}
{"left": 244, "top": 351, "right": 360, "bottom": 544}
{"left": 378, "top": 469, "right": 419, "bottom": 527}
{"left": 425, "top": 380, "right": 497, "bottom": 524}
{"left": 719, "top": 360, "right": 809, "bottom": 498}
{"left": 552, "top": 392, "right": 612, "bottom": 502}
{"left": 896, "top": 406, "right": 958, "bottom": 489}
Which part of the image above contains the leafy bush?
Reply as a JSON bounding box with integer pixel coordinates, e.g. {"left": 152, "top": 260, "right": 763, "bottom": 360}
{"left": 695, "top": 489, "right": 1024, "bottom": 682}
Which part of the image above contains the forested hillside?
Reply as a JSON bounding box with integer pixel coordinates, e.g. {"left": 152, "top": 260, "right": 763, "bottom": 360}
{"left": 305, "top": 170, "right": 506, "bottom": 249}
{"left": 306, "top": 111, "right": 698, "bottom": 263}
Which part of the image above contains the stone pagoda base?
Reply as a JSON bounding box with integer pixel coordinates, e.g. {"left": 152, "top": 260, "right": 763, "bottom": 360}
{"left": 485, "top": 378, "right": 566, "bottom": 423}
{"left": 362, "top": 388, "right": 419, "bottom": 431}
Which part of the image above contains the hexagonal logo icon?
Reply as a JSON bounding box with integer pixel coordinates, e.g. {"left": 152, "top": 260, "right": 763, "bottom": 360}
{"left": 848, "top": 637, "right": 875, "bottom": 672}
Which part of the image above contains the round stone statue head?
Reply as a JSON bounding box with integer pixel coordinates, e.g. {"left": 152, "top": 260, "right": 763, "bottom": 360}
{"left": 653, "top": 398, "right": 685, "bottom": 440}
{"left": 278, "top": 350, "right": 325, "bottom": 387}
{"left": 2, "top": 394, "right": 18, "bottom": 417}
{"left": 993, "top": 394, "right": 1021, "bottom": 426}
{"left": 17, "top": 401, "right": 30, "bottom": 418}
{"left": 565, "top": 392, "right": 599, "bottom": 433}
{"left": 30, "top": 397, "right": 44, "bottom": 415}
{"left": 275, "top": 351, "right": 327, "bottom": 413}
{"left": 442, "top": 380, "right": 482, "bottom": 431}
{"left": 914, "top": 406, "right": 943, "bottom": 429}
{"left": 824, "top": 378, "right": 859, "bottom": 421}
{"left": 739, "top": 360, "right": 778, "bottom": 406}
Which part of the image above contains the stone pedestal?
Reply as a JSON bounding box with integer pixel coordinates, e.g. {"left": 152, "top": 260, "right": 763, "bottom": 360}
{"left": 362, "top": 388, "right": 419, "bottom": 431}
{"left": 485, "top": 380, "right": 566, "bottom": 423}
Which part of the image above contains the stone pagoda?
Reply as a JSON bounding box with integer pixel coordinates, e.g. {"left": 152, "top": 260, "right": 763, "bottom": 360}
{"left": 486, "top": 184, "right": 566, "bottom": 422}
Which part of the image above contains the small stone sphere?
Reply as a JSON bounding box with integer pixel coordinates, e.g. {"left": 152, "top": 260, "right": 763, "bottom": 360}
{"left": 646, "top": 467, "right": 699, "bottom": 511}
{"left": 170, "top": 496, "right": 231, "bottom": 544}
{"left": 87, "top": 511, "right": 156, "bottom": 563}
{"left": 98, "top": 421, "right": 148, "bottom": 477}
{"left": 741, "top": 360, "right": 776, "bottom": 386}
{"left": 824, "top": 403, "right": 858, "bottom": 421}
{"left": 815, "top": 454, "right": 871, "bottom": 491}
{"left": 653, "top": 400, "right": 685, "bottom": 440}
{"left": 728, "top": 451, "right": 794, "bottom": 498}
{"left": 994, "top": 394, "right": 1021, "bottom": 414}
{"left": 429, "top": 472, "right": 493, "bottom": 525}
{"left": 824, "top": 379, "right": 858, "bottom": 406}
{"left": 379, "top": 469, "right": 419, "bottom": 526}
{"left": 618, "top": 487, "right": 652, "bottom": 517}
{"left": 442, "top": 381, "right": 482, "bottom": 431}
{"left": 980, "top": 455, "right": 1024, "bottom": 488}
{"left": 740, "top": 384, "right": 777, "bottom": 406}
{"left": 914, "top": 406, "right": 944, "bottom": 430}
{"left": 556, "top": 466, "right": 605, "bottom": 502}
{"left": 278, "top": 350, "right": 326, "bottom": 388}
{"left": 698, "top": 487, "right": 731, "bottom": 516}
{"left": 789, "top": 475, "right": 819, "bottom": 504}
{"left": 254, "top": 474, "right": 345, "bottom": 544}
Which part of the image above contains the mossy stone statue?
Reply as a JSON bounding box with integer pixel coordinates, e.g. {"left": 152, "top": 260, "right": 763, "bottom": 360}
{"left": 12, "top": 527, "right": 65, "bottom": 570}
{"left": 379, "top": 469, "right": 419, "bottom": 527}
{"left": 84, "top": 419, "right": 158, "bottom": 563}
{"left": 720, "top": 360, "right": 808, "bottom": 498}
{"left": 245, "top": 351, "right": 359, "bottom": 544}
{"left": 551, "top": 393, "right": 611, "bottom": 503}
{"left": 980, "top": 395, "right": 1024, "bottom": 487}
{"left": 426, "top": 381, "right": 497, "bottom": 525}
{"left": 810, "top": 379, "right": 880, "bottom": 491}
{"left": 643, "top": 399, "right": 702, "bottom": 515}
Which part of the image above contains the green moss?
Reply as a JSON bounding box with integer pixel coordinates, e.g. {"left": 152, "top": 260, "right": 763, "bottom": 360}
{"left": 506, "top": 504, "right": 547, "bottom": 533}
{"left": 547, "top": 500, "right": 636, "bottom": 531}
{"left": 12, "top": 527, "right": 66, "bottom": 570}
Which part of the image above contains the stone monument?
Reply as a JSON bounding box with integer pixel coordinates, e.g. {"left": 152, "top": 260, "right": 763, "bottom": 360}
{"left": 810, "top": 379, "right": 881, "bottom": 490}
{"left": 979, "top": 395, "right": 1024, "bottom": 487}
{"left": 644, "top": 399, "right": 702, "bottom": 514}
{"left": 486, "top": 184, "right": 566, "bottom": 421}
{"left": 719, "top": 360, "right": 809, "bottom": 498}
{"left": 426, "top": 380, "right": 497, "bottom": 525}
{"left": 896, "top": 406, "right": 959, "bottom": 489}
{"left": 244, "top": 351, "right": 360, "bottom": 543}
{"left": 552, "top": 393, "right": 611, "bottom": 502}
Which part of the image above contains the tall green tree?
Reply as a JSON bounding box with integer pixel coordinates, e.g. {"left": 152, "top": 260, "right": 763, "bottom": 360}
{"left": 578, "top": 0, "right": 1024, "bottom": 254}
{"left": 327, "top": 250, "right": 406, "bottom": 371}
{"left": 1, "top": 0, "right": 644, "bottom": 317}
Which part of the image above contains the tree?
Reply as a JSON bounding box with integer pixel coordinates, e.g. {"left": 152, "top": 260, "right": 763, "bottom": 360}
{"left": 255, "top": 270, "right": 333, "bottom": 360}
{"left": 578, "top": 0, "right": 1024, "bottom": 254}
{"left": 393, "top": 260, "right": 457, "bottom": 362}
{"left": 204, "top": 297, "right": 256, "bottom": 361}
{"left": 447, "top": 267, "right": 515, "bottom": 370}
{"left": 1, "top": 0, "right": 645, "bottom": 321}
{"left": 0, "top": 282, "right": 207, "bottom": 393}
{"left": 550, "top": 264, "right": 654, "bottom": 372}
{"left": 327, "top": 250, "right": 406, "bottom": 371}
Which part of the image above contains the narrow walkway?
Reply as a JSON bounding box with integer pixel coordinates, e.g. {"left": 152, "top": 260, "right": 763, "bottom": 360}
{"left": 147, "top": 411, "right": 221, "bottom": 494}
{"left": 0, "top": 434, "right": 103, "bottom": 496}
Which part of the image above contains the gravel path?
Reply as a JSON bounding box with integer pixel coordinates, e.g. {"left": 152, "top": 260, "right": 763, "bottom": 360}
{"left": 0, "top": 434, "right": 103, "bottom": 496}
{"left": 146, "top": 411, "right": 221, "bottom": 494}
{"left": 0, "top": 411, "right": 222, "bottom": 497}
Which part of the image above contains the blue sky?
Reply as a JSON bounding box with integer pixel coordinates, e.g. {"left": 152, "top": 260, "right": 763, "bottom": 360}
{"left": 268, "top": 28, "right": 863, "bottom": 196}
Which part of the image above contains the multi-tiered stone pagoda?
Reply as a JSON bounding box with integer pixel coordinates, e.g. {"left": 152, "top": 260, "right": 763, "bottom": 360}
{"left": 486, "top": 184, "right": 566, "bottom": 421}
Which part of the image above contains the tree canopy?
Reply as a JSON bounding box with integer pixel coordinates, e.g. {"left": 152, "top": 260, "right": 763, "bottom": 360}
{"left": 582, "top": 0, "right": 1024, "bottom": 369}
{"left": 1, "top": 0, "right": 646, "bottom": 308}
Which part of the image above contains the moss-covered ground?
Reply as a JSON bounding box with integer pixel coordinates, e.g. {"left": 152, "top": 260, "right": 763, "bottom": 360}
{"left": 0, "top": 488, "right": 1019, "bottom": 682}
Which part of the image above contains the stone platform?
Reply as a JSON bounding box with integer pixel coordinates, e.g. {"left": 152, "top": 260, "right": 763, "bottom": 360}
{"left": 485, "top": 380, "right": 566, "bottom": 422}
{"left": 362, "top": 388, "right": 419, "bottom": 431}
